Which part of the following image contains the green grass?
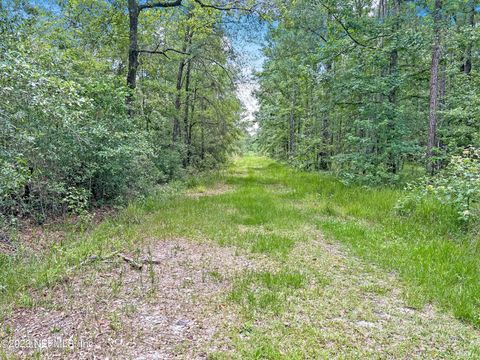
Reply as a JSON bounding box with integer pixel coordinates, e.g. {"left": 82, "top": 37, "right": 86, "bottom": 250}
{"left": 225, "top": 156, "right": 480, "bottom": 327}
{"left": 229, "top": 270, "right": 305, "bottom": 317}
{"left": 1, "top": 155, "right": 480, "bottom": 357}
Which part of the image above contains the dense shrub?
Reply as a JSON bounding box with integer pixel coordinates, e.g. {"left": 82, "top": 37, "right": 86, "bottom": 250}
{"left": 0, "top": 2, "right": 244, "bottom": 230}
{"left": 0, "top": 49, "right": 158, "bottom": 226}
{"left": 396, "top": 147, "right": 480, "bottom": 225}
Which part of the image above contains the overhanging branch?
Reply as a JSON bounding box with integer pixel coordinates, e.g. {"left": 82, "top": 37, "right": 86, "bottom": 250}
{"left": 193, "top": 0, "right": 253, "bottom": 11}
{"left": 139, "top": 0, "right": 182, "bottom": 10}
{"left": 138, "top": 48, "right": 191, "bottom": 59}
{"left": 139, "top": 0, "right": 255, "bottom": 12}
{"left": 314, "top": 1, "right": 376, "bottom": 50}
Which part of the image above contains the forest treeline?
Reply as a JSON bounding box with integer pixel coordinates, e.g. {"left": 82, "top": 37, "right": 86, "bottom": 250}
{"left": 1, "top": 0, "right": 258, "bottom": 227}
{"left": 256, "top": 0, "right": 480, "bottom": 223}
{"left": 1, "top": 0, "right": 479, "bottom": 229}
{"left": 257, "top": 0, "right": 479, "bottom": 179}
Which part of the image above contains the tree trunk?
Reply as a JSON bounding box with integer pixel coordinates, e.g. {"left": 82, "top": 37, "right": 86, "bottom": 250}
{"left": 386, "top": 0, "right": 401, "bottom": 174}
{"left": 463, "top": 0, "right": 475, "bottom": 75}
{"left": 173, "top": 58, "right": 186, "bottom": 143}
{"left": 427, "top": 0, "right": 442, "bottom": 175}
{"left": 126, "top": 0, "right": 139, "bottom": 116}
{"left": 182, "top": 59, "right": 192, "bottom": 167}
{"left": 187, "top": 88, "right": 197, "bottom": 166}
{"left": 173, "top": 27, "right": 191, "bottom": 144}
{"left": 319, "top": 62, "right": 332, "bottom": 170}
{"left": 199, "top": 97, "right": 205, "bottom": 160}
{"left": 289, "top": 91, "right": 296, "bottom": 159}
{"left": 289, "top": 111, "right": 295, "bottom": 158}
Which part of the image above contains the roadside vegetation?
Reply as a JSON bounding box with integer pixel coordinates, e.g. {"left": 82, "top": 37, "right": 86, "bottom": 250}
{"left": 0, "top": 1, "right": 245, "bottom": 233}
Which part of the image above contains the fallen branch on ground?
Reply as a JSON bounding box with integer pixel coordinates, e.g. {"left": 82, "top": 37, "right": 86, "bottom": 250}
{"left": 77, "top": 251, "right": 161, "bottom": 271}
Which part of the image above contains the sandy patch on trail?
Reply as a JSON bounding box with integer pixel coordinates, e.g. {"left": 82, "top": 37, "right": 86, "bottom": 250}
{"left": 1, "top": 239, "right": 255, "bottom": 359}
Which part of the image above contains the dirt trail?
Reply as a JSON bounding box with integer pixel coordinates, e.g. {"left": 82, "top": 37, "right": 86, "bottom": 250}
{"left": 3, "top": 234, "right": 480, "bottom": 359}
{"left": 1, "top": 163, "right": 480, "bottom": 359}
{"left": 1, "top": 239, "right": 258, "bottom": 359}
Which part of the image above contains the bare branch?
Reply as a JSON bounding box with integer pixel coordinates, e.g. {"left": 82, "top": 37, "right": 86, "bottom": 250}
{"left": 139, "top": 0, "right": 255, "bottom": 12}
{"left": 314, "top": 1, "right": 376, "bottom": 50}
{"left": 138, "top": 48, "right": 191, "bottom": 59}
{"left": 139, "top": 0, "right": 182, "bottom": 11}
{"left": 201, "top": 56, "right": 235, "bottom": 84}
{"left": 193, "top": 0, "right": 253, "bottom": 12}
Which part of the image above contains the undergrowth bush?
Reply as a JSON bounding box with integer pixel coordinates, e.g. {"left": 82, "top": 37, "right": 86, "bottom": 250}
{"left": 396, "top": 147, "right": 480, "bottom": 227}
{"left": 0, "top": 49, "right": 159, "bottom": 228}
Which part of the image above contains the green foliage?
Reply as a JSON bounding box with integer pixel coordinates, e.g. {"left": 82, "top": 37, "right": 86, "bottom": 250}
{"left": 0, "top": 47, "right": 158, "bottom": 225}
{"left": 256, "top": 0, "right": 480, "bottom": 185}
{"left": 0, "top": 0, "right": 243, "bottom": 227}
{"left": 63, "top": 187, "right": 90, "bottom": 216}
{"left": 397, "top": 147, "right": 480, "bottom": 224}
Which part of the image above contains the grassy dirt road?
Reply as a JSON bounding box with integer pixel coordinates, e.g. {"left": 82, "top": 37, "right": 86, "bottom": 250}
{"left": 1, "top": 156, "right": 479, "bottom": 359}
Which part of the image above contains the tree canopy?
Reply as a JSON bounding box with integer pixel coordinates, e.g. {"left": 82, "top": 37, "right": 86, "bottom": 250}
{"left": 256, "top": 0, "right": 479, "bottom": 185}
{"left": 1, "top": 0, "right": 250, "bottom": 225}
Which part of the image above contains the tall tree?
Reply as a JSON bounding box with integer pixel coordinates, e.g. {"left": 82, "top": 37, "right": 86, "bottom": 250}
{"left": 462, "top": 0, "right": 475, "bottom": 75}
{"left": 427, "top": 0, "right": 443, "bottom": 174}
{"left": 125, "top": 0, "right": 254, "bottom": 115}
